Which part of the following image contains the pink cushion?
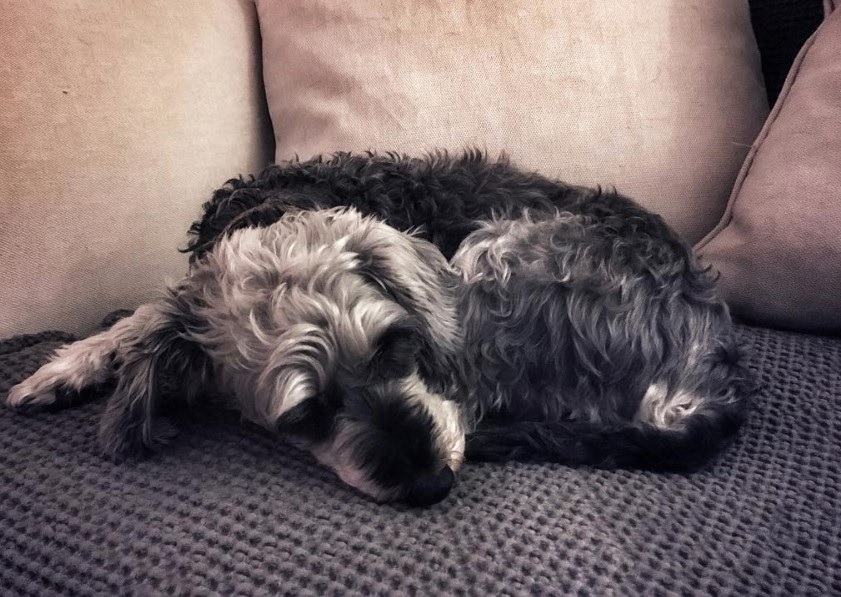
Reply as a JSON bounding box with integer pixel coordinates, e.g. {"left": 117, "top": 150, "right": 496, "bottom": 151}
{"left": 697, "top": 5, "right": 841, "bottom": 333}
{"left": 256, "top": 0, "right": 768, "bottom": 244}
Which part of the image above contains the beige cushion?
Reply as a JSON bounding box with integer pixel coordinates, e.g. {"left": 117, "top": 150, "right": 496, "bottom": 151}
{"left": 0, "top": 0, "right": 274, "bottom": 338}
{"left": 697, "top": 6, "right": 841, "bottom": 334}
{"left": 256, "top": 0, "right": 768, "bottom": 244}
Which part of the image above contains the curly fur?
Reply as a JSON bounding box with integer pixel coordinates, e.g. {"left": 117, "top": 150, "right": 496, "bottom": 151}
{"left": 185, "top": 150, "right": 615, "bottom": 262}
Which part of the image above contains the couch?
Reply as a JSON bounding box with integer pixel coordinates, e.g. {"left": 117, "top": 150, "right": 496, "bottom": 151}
{"left": 1, "top": 0, "right": 838, "bottom": 594}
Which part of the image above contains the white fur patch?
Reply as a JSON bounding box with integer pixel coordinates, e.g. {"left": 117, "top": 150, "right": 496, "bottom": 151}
{"left": 6, "top": 305, "right": 163, "bottom": 409}
{"left": 637, "top": 382, "right": 704, "bottom": 430}
{"left": 403, "top": 373, "right": 467, "bottom": 472}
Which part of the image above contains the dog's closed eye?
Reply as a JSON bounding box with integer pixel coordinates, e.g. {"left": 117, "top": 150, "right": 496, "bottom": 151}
{"left": 369, "top": 319, "right": 422, "bottom": 380}
{"left": 275, "top": 394, "right": 338, "bottom": 444}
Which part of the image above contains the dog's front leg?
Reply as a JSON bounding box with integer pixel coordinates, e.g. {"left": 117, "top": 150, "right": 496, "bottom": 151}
{"left": 7, "top": 301, "right": 203, "bottom": 461}
{"left": 5, "top": 306, "right": 161, "bottom": 411}
{"left": 95, "top": 300, "right": 208, "bottom": 461}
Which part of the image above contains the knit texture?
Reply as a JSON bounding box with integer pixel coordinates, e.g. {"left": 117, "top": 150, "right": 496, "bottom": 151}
{"left": 1, "top": 324, "right": 839, "bottom": 595}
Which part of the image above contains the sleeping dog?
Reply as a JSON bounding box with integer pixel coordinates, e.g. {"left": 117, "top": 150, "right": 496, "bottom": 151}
{"left": 7, "top": 151, "right": 750, "bottom": 506}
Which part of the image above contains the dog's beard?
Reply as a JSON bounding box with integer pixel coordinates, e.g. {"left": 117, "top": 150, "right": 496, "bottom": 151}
{"left": 400, "top": 372, "right": 466, "bottom": 472}
{"left": 304, "top": 372, "right": 465, "bottom": 503}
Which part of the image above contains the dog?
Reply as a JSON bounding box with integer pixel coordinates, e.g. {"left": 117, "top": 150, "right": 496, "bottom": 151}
{"left": 7, "top": 151, "right": 750, "bottom": 506}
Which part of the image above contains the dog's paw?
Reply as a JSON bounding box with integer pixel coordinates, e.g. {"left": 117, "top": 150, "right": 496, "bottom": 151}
{"left": 150, "top": 417, "right": 179, "bottom": 448}
{"left": 98, "top": 410, "right": 177, "bottom": 462}
{"left": 5, "top": 379, "right": 59, "bottom": 412}
{"left": 98, "top": 425, "right": 146, "bottom": 463}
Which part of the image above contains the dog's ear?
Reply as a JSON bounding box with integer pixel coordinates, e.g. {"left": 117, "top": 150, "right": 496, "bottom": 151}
{"left": 351, "top": 232, "right": 460, "bottom": 349}
{"left": 369, "top": 319, "right": 423, "bottom": 380}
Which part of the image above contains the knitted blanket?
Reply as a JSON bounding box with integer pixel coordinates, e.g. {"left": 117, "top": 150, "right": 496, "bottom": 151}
{"left": 1, "top": 324, "right": 839, "bottom": 595}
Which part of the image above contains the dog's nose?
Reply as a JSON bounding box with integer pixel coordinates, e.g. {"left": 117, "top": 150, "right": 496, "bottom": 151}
{"left": 404, "top": 465, "right": 455, "bottom": 507}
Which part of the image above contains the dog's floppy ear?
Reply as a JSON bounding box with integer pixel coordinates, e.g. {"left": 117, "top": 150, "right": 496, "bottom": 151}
{"left": 350, "top": 225, "right": 463, "bottom": 392}
{"left": 349, "top": 228, "right": 461, "bottom": 352}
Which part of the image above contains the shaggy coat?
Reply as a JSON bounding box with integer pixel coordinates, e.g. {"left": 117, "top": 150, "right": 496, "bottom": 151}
{"left": 187, "top": 151, "right": 750, "bottom": 471}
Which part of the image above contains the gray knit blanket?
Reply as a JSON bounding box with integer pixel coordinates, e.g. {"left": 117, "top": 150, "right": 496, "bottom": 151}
{"left": 1, "top": 324, "right": 839, "bottom": 595}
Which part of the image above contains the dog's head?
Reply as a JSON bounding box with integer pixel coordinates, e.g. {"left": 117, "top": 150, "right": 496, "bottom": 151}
{"left": 274, "top": 310, "right": 467, "bottom": 507}
{"left": 208, "top": 208, "right": 466, "bottom": 506}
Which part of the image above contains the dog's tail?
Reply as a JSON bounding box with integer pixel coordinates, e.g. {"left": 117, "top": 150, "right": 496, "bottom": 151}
{"left": 467, "top": 321, "right": 756, "bottom": 472}
{"left": 465, "top": 407, "right": 744, "bottom": 472}
{"left": 466, "top": 358, "right": 752, "bottom": 472}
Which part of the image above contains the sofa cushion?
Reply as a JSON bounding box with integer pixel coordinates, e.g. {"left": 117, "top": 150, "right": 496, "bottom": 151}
{"left": 0, "top": 0, "right": 274, "bottom": 338}
{"left": 256, "top": 0, "right": 768, "bottom": 244}
{"left": 697, "top": 4, "right": 841, "bottom": 334}
{"left": 1, "top": 323, "right": 839, "bottom": 593}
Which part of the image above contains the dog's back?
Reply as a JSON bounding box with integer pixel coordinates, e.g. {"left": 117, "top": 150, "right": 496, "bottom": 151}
{"left": 183, "top": 150, "right": 590, "bottom": 263}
